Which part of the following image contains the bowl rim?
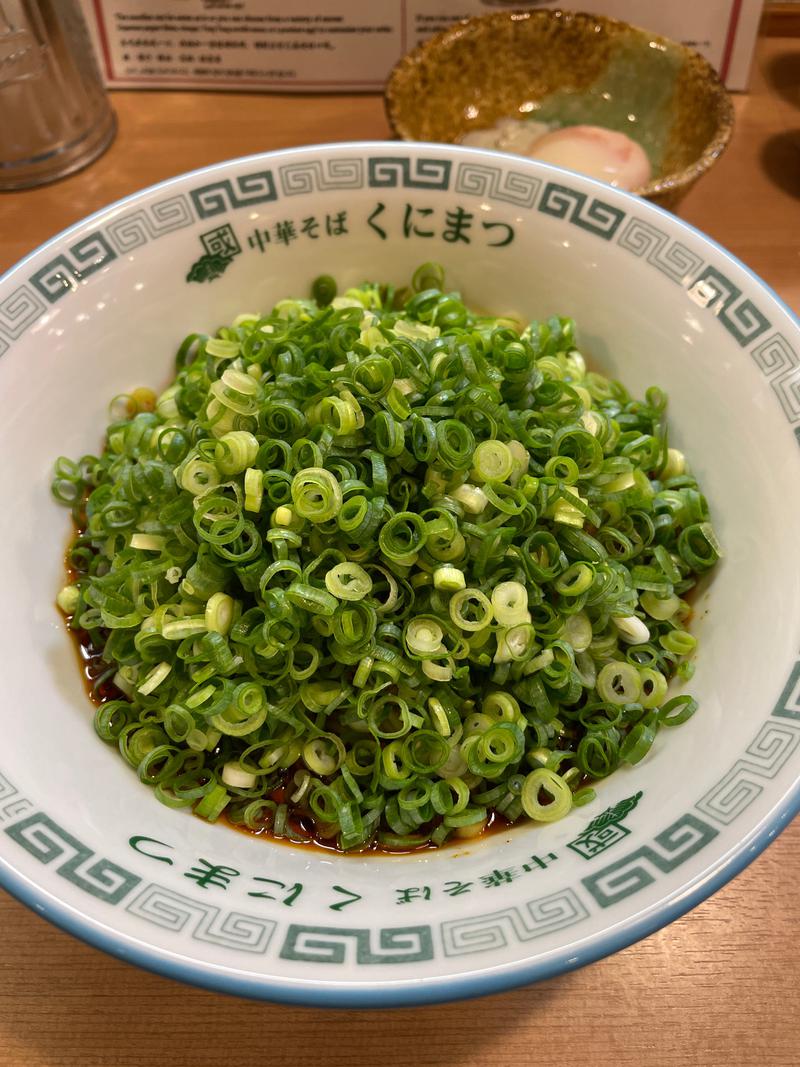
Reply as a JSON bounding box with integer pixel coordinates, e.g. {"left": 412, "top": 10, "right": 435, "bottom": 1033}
{"left": 384, "top": 8, "right": 735, "bottom": 202}
{"left": 0, "top": 141, "right": 798, "bottom": 1008}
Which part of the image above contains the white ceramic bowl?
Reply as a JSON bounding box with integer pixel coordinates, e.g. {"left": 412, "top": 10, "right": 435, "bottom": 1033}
{"left": 1, "top": 143, "right": 798, "bottom": 1007}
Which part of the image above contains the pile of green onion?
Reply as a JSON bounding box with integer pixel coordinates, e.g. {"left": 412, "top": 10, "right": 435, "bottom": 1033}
{"left": 53, "top": 264, "right": 720, "bottom": 851}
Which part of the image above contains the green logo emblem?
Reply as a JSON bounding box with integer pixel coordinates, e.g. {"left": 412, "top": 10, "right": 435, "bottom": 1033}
{"left": 567, "top": 791, "right": 643, "bottom": 860}
{"left": 187, "top": 223, "right": 241, "bottom": 283}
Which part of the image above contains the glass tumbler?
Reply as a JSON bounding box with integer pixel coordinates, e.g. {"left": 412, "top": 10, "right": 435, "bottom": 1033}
{"left": 0, "top": 0, "right": 116, "bottom": 190}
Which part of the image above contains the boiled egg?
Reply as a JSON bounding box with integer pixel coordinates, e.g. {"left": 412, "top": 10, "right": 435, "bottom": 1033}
{"left": 529, "top": 124, "right": 652, "bottom": 190}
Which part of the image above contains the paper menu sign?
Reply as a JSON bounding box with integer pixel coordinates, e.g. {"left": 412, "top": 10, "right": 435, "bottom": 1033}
{"left": 80, "top": 0, "right": 403, "bottom": 91}
{"left": 80, "top": 0, "right": 763, "bottom": 92}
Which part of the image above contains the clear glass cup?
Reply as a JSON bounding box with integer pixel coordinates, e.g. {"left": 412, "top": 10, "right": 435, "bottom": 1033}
{"left": 0, "top": 0, "right": 116, "bottom": 190}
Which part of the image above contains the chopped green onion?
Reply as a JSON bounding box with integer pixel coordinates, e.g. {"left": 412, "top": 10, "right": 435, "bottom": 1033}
{"left": 222, "top": 762, "right": 257, "bottom": 789}
{"left": 521, "top": 768, "right": 572, "bottom": 822}
{"left": 406, "top": 617, "right": 444, "bottom": 655}
{"left": 57, "top": 584, "right": 80, "bottom": 615}
{"left": 433, "top": 565, "right": 466, "bottom": 591}
{"left": 597, "top": 661, "right": 643, "bottom": 704}
{"left": 202, "top": 592, "right": 234, "bottom": 635}
{"left": 640, "top": 591, "right": 680, "bottom": 620}
{"left": 162, "top": 617, "right": 207, "bottom": 640}
{"left": 451, "top": 483, "right": 488, "bottom": 515}
{"left": 130, "top": 533, "right": 165, "bottom": 551}
{"left": 563, "top": 611, "right": 592, "bottom": 652}
{"left": 311, "top": 274, "right": 337, "bottom": 306}
{"left": 51, "top": 265, "right": 718, "bottom": 852}
{"left": 491, "top": 581, "right": 530, "bottom": 625}
{"left": 660, "top": 447, "right": 686, "bottom": 479}
{"left": 243, "top": 467, "right": 263, "bottom": 513}
{"left": 660, "top": 629, "right": 697, "bottom": 655}
{"left": 291, "top": 468, "right": 342, "bottom": 522}
{"left": 194, "top": 784, "right": 230, "bottom": 822}
{"left": 325, "top": 562, "right": 372, "bottom": 601}
{"left": 137, "top": 662, "right": 172, "bottom": 696}
{"left": 658, "top": 694, "right": 699, "bottom": 726}
{"left": 450, "top": 588, "right": 493, "bottom": 631}
{"left": 612, "top": 614, "right": 651, "bottom": 645}
{"left": 216, "top": 431, "right": 259, "bottom": 475}
{"left": 638, "top": 667, "right": 668, "bottom": 708}
{"left": 472, "top": 440, "right": 514, "bottom": 483}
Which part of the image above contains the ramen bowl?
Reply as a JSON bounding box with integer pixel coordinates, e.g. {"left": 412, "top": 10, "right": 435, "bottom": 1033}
{"left": 0, "top": 142, "right": 798, "bottom": 1007}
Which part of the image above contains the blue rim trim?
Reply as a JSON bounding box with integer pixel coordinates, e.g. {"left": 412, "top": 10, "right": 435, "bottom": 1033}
{"left": 1, "top": 143, "right": 799, "bottom": 1008}
{"left": 1, "top": 795, "right": 796, "bottom": 1008}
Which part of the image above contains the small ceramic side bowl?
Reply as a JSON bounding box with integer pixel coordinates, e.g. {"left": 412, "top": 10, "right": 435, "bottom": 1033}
{"left": 0, "top": 143, "right": 798, "bottom": 1008}
{"left": 385, "top": 9, "right": 734, "bottom": 209}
